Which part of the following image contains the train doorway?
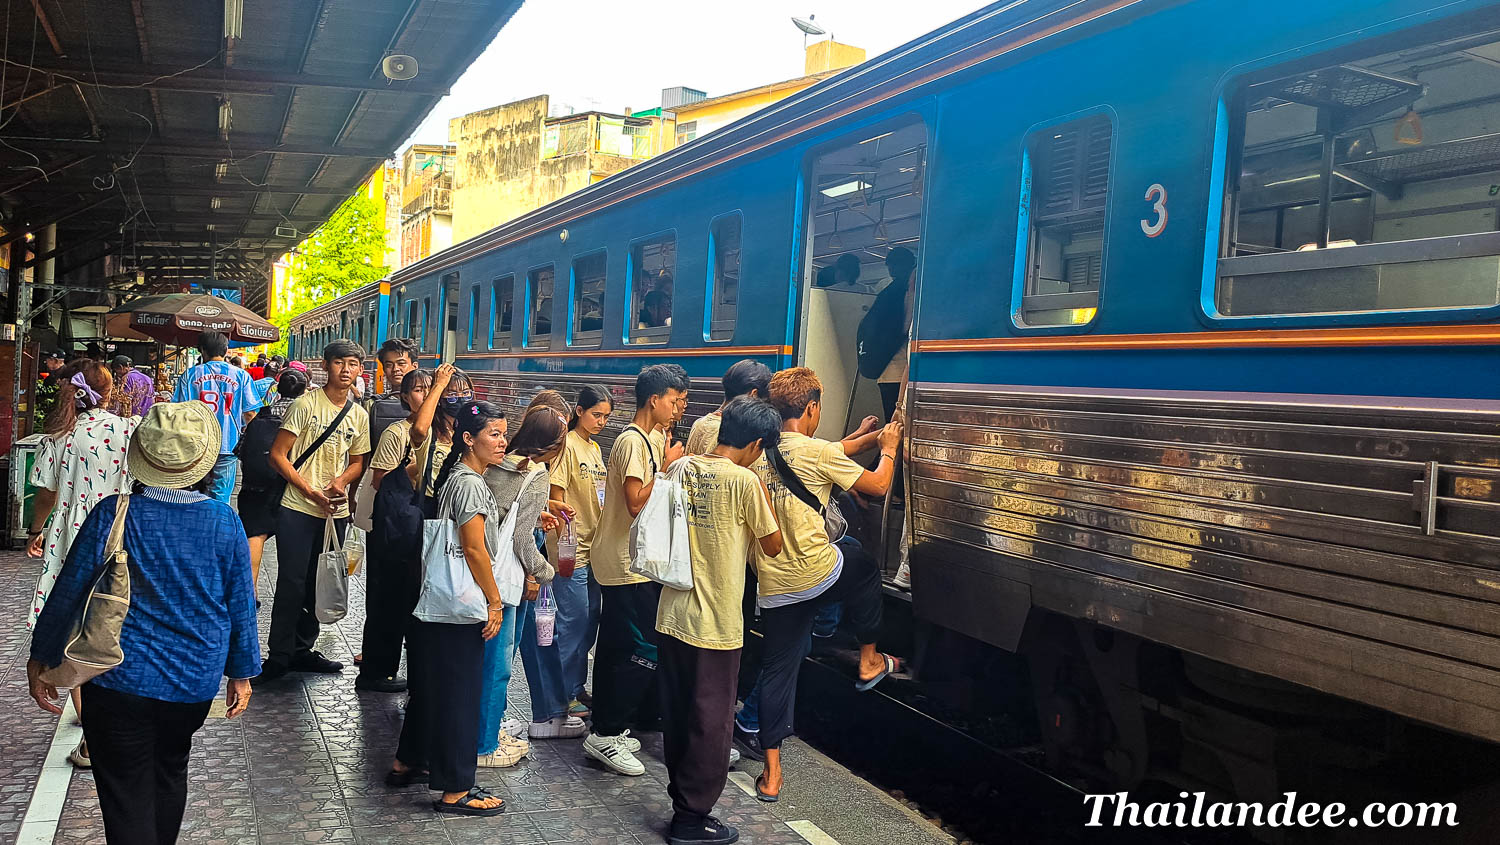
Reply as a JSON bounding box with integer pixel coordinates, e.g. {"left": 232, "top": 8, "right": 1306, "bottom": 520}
{"left": 441, "top": 272, "right": 460, "bottom": 363}
{"left": 795, "top": 116, "right": 928, "bottom": 572}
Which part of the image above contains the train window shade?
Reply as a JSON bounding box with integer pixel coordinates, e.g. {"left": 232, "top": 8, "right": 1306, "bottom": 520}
{"left": 1016, "top": 115, "right": 1112, "bottom": 328}
{"left": 627, "top": 233, "right": 675, "bottom": 345}
{"left": 525, "top": 266, "right": 554, "bottom": 350}
{"left": 404, "top": 300, "right": 419, "bottom": 343}
{"left": 570, "top": 251, "right": 606, "bottom": 347}
{"left": 1213, "top": 32, "right": 1500, "bottom": 320}
{"left": 706, "top": 213, "right": 742, "bottom": 342}
{"left": 490, "top": 275, "right": 514, "bottom": 350}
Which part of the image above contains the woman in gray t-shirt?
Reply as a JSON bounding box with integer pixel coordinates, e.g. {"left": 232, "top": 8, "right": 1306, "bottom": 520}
{"left": 388, "top": 400, "right": 509, "bottom": 816}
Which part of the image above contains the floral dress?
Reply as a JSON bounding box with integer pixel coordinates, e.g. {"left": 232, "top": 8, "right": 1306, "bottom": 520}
{"left": 27, "top": 409, "right": 137, "bottom": 630}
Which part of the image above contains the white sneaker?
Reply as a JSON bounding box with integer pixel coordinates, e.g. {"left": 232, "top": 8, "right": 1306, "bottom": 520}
{"left": 530, "top": 715, "right": 588, "bottom": 739}
{"left": 583, "top": 732, "right": 645, "bottom": 776}
{"left": 893, "top": 561, "right": 911, "bottom": 590}
{"left": 728, "top": 747, "right": 741, "bottom": 767}
{"left": 618, "top": 729, "right": 642, "bottom": 753}
{"left": 500, "top": 717, "right": 526, "bottom": 737}
{"left": 498, "top": 729, "right": 531, "bottom": 755}
{"left": 477, "top": 744, "right": 526, "bottom": 768}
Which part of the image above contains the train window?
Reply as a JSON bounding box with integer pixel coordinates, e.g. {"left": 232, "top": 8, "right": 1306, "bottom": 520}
{"left": 570, "top": 251, "right": 606, "bottom": 347}
{"left": 1213, "top": 31, "right": 1500, "bottom": 318}
{"left": 526, "top": 266, "right": 554, "bottom": 349}
{"left": 422, "top": 298, "right": 432, "bottom": 352}
{"left": 706, "top": 213, "right": 741, "bottom": 341}
{"left": 627, "top": 233, "right": 675, "bottom": 344}
{"left": 468, "top": 286, "right": 480, "bottom": 351}
{"left": 491, "top": 275, "right": 514, "bottom": 350}
{"left": 1015, "top": 114, "right": 1112, "bottom": 327}
{"left": 404, "top": 300, "right": 419, "bottom": 342}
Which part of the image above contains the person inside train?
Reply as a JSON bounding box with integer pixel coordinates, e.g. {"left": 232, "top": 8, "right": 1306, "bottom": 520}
{"left": 656, "top": 395, "right": 783, "bottom": 845}
{"left": 749, "top": 366, "right": 903, "bottom": 802}
{"left": 638, "top": 288, "right": 673, "bottom": 330}
{"left": 257, "top": 340, "right": 371, "bottom": 686}
{"left": 582, "top": 363, "right": 688, "bottom": 776}
{"left": 685, "top": 360, "right": 771, "bottom": 456}
{"left": 550, "top": 385, "right": 613, "bottom": 720}
{"left": 814, "top": 253, "right": 864, "bottom": 289}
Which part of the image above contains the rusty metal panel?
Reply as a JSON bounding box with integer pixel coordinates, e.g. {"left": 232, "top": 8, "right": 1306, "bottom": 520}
{"left": 908, "top": 383, "right": 1500, "bottom": 742}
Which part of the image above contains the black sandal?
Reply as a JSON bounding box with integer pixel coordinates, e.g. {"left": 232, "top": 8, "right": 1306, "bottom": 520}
{"left": 384, "top": 767, "right": 429, "bottom": 787}
{"left": 433, "top": 786, "right": 505, "bottom": 816}
{"left": 755, "top": 773, "right": 780, "bottom": 803}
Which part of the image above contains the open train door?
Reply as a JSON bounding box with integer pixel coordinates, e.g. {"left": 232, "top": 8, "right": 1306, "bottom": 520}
{"left": 440, "top": 272, "right": 460, "bottom": 364}
{"left": 792, "top": 115, "right": 928, "bottom": 579}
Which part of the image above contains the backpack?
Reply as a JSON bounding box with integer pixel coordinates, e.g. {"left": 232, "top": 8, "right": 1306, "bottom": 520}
{"left": 236, "top": 406, "right": 288, "bottom": 491}
{"left": 371, "top": 439, "right": 438, "bottom": 573}
{"left": 367, "top": 395, "right": 409, "bottom": 454}
{"left": 856, "top": 280, "right": 910, "bottom": 380}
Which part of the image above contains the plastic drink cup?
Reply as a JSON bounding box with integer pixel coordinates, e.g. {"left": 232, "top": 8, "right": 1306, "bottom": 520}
{"left": 558, "top": 517, "right": 577, "bottom": 578}
{"left": 536, "top": 584, "right": 556, "bottom": 646}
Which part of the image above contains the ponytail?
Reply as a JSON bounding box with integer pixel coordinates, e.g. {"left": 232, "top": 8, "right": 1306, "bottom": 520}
{"left": 45, "top": 360, "right": 112, "bottom": 437}
{"left": 432, "top": 399, "right": 506, "bottom": 496}
{"left": 568, "top": 384, "right": 612, "bottom": 430}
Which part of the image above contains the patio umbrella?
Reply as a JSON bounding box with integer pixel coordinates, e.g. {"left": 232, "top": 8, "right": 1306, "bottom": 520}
{"left": 107, "top": 293, "right": 280, "bottom": 347}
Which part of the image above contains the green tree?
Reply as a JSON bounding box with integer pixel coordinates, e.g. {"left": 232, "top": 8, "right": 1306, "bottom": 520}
{"left": 269, "top": 191, "right": 387, "bottom": 356}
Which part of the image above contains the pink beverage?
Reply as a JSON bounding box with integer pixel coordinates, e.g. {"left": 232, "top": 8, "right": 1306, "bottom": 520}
{"left": 557, "top": 517, "right": 577, "bottom": 578}
{"left": 535, "top": 585, "right": 556, "bottom": 646}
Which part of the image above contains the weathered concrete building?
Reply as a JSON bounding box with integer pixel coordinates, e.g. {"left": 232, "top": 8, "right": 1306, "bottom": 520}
{"left": 449, "top": 96, "right": 666, "bottom": 244}
{"left": 400, "top": 144, "right": 456, "bottom": 267}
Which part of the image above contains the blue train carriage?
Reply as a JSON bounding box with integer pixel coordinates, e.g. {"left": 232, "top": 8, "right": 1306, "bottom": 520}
{"left": 385, "top": 0, "right": 1500, "bottom": 800}
{"left": 287, "top": 279, "right": 391, "bottom": 387}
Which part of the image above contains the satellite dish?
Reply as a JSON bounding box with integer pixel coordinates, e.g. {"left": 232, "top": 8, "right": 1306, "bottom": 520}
{"left": 382, "top": 54, "right": 419, "bottom": 81}
{"left": 792, "top": 16, "right": 827, "bottom": 36}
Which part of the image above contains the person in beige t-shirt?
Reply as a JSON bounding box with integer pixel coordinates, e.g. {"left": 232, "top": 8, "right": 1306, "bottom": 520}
{"left": 549, "top": 385, "right": 614, "bottom": 712}
{"left": 582, "top": 363, "right": 688, "bottom": 777}
{"left": 656, "top": 396, "right": 782, "bottom": 839}
{"left": 262, "top": 341, "right": 372, "bottom": 681}
{"left": 684, "top": 359, "right": 772, "bottom": 457}
{"left": 748, "top": 366, "right": 902, "bottom": 803}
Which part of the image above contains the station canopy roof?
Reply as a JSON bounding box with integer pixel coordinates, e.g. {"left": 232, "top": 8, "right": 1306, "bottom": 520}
{"left": 0, "top": 0, "right": 523, "bottom": 314}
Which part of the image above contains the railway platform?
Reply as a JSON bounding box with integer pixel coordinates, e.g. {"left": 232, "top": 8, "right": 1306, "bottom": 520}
{"left": 0, "top": 545, "right": 952, "bottom": 845}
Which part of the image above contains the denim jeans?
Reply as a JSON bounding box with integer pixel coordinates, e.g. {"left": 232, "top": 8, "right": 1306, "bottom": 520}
{"left": 476, "top": 605, "right": 519, "bottom": 756}
{"left": 518, "top": 596, "right": 571, "bottom": 723}
{"left": 204, "top": 454, "right": 238, "bottom": 505}
{"left": 552, "top": 565, "right": 601, "bottom": 701}
{"left": 737, "top": 602, "right": 841, "bottom": 733}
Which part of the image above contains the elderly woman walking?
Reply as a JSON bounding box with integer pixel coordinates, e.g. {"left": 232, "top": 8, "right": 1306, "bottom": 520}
{"left": 27, "top": 401, "right": 259, "bottom": 845}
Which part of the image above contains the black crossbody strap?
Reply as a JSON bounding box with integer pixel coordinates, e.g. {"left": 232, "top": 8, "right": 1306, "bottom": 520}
{"left": 629, "top": 426, "right": 658, "bottom": 476}
{"left": 411, "top": 436, "right": 437, "bottom": 507}
{"left": 768, "top": 447, "right": 825, "bottom": 516}
{"left": 291, "top": 399, "right": 354, "bottom": 471}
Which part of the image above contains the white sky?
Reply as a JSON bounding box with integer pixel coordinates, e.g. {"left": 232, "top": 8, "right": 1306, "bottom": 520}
{"left": 401, "top": 0, "right": 990, "bottom": 147}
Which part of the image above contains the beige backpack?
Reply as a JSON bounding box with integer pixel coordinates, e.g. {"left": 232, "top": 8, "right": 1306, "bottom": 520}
{"left": 39, "top": 494, "right": 132, "bottom": 687}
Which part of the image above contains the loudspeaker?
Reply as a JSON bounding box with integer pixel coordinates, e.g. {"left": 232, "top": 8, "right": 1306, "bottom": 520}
{"left": 382, "top": 55, "right": 418, "bottom": 81}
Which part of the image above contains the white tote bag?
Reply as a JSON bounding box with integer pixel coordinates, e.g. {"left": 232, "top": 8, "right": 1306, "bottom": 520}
{"left": 313, "top": 518, "right": 350, "bottom": 624}
{"left": 629, "top": 459, "right": 693, "bottom": 590}
{"left": 413, "top": 517, "right": 489, "bottom": 625}
{"left": 492, "top": 466, "right": 548, "bottom": 607}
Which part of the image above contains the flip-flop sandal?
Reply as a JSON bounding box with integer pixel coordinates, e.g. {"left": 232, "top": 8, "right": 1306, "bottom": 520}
{"left": 855, "top": 654, "right": 904, "bottom": 692}
{"left": 755, "top": 774, "right": 779, "bottom": 803}
{"left": 384, "top": 767, "right": 429, "bottom": 787}
{"left": 433, "top": 786, "right": 504, "bottom": 816}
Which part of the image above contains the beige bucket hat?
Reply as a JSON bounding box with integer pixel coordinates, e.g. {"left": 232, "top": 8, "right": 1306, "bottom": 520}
{"left": 126, "top": 401, "right": 222, "bottom": 488}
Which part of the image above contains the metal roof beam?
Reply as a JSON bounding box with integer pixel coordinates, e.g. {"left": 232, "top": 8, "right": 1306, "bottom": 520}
{"left": 18, "top": 181, "right": 354, "bottom": 197}
{"left": 13, "top": 61, "right": 449, "bottom": 97}
{"left": 0, "top": 134, "right": 391, "bottom": 159}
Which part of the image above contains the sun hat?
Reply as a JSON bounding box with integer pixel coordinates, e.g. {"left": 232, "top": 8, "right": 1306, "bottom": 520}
{"left": 127, "top": 401, "right": 222, "bottom": 488}
{"left": 288, "top": 360, "right": 309, "bottom": 374}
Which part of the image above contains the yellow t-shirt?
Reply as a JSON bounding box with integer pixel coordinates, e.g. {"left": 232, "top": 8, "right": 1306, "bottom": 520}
{"left": 548, "top": 429, "right": 607, "bottom": 568}
{"left": 656, "top": 455, "right": 777, "bottom": 649}
{"left": 279, "top": 389, "right": 372, "bottom": 518}
{"left": 684, "top": 411, "right": 721, "bottom": 456}
{"left": 369, "top": 419, "right": 450, "bottom": 497}
{"left": 591, "top": 423, "right": 662, "bottom": 586}
{"left": 752, "top": 431, "right": 865, "bottom": 596}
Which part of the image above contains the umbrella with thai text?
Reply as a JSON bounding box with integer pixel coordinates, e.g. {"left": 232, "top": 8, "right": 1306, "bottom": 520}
{"left": 107, "top": 293, "right": 280, "bottom": 346}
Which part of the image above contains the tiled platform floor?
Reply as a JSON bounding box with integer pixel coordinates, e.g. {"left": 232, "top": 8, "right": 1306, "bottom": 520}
{"left": 1, "top": 536, "right": 949, "bottom": 845}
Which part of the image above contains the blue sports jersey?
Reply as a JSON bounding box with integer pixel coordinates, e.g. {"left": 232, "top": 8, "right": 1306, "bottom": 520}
{"left": 173, "top": 361, "right": 262, "bottom": 454}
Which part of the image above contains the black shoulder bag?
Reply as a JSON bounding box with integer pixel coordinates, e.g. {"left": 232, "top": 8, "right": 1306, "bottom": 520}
{"left": 258, "top": 400, "right": 353, "bottom": 503}
{"left": 766, "top": 446, "right": 847, "bottom": 542}
{"left": 371, "top": 435, "right": 437, "bottom": 563}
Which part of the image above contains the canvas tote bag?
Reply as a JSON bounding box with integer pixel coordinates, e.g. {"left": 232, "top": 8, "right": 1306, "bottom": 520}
{"left": 39, "top": 495, "right": 132, "bottom": 687}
